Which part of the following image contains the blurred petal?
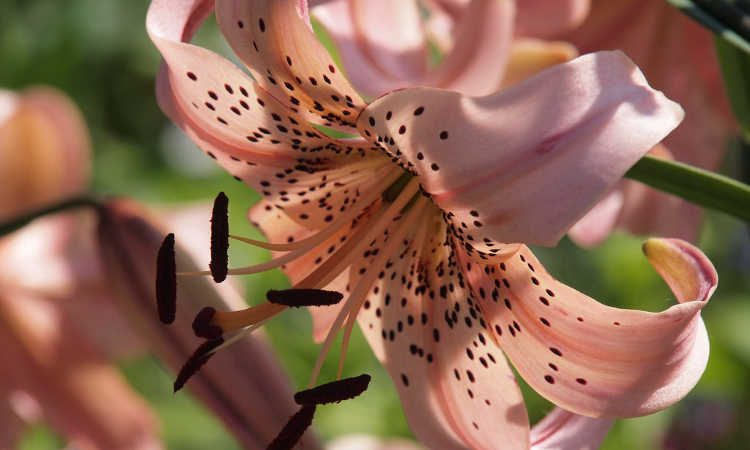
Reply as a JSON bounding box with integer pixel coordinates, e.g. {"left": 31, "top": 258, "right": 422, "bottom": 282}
{"left": 97, "top": 200, "right": 321, "bottom": 449}
{"left": 530, "top": 408, "right": 612, "bottom": 450}
{"left": 500, "top": 39, "right": 578, "bottom": 89}
{"left": 0, "top": 288, "right": 161, "bottom": 450}
{"left": 215, "top": 0, "right": 366, "bottom": 128}
{"left": 616, "top": 145, "right": 702, "bottom": 242}
{"left": 328, "top": 434, "right": 425, "bottom": 450}
{"left": 459, "top": 239, "right": 716, "bottom": 418}
{"left": 0, "top": 87, "right": 90, "bottom": 221}
{"left": 567, "top": 189, "right": 624, "bottom": 248}
{"left": 563, "top": 0, "right": 734, "bottom": 242}
{"left": 314, "top": 0, "right": 428, "bottom": 97}
{"left": 357, "top": 51, "right": 684, "bottom": 248}
{"left": 515, "top": 0, "right": 590, "bottom": 38}
{"left": 427, "top": 0, "right": 514, "bottom": 96}
{"left": 316, "top": 0, "right": 514, "bottom": 98}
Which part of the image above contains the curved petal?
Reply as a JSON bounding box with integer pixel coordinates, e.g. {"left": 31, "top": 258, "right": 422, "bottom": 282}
{"left": 567, "top": 189, "right": 624, "bottom": 248}
{"left": 148, "top": 0, "right": 388, "bottom": 230}
{"left": 354, "top": 211, "right": 530, "bottom": 450}
{"left": 318, "top": 0, "right": 514, "bottom": 98}
{"left": 515, "top": 0, "right": 590, "bottom": 38}
{"left": 563, "top": 0, "right": 734, "bottom": 243}
{"left": 530, "top": 408, "right": 612, "bottom": 450}
{"left": 314, "top": 0, "right": 428, "bottom": 98}
{"left": 356, "top": 51, "right": 684, "bottom": 249}
{"left": 215, "top": 0, "right": 366, "bottom": 128}
{"left": 425, "top": 0, "right": 514, "bottom": 96}
{"left": 0, "top": 288, "right": 161, "bottom": 450}
{"left": 458, "top": 239, "right": 716, "bottom": 418}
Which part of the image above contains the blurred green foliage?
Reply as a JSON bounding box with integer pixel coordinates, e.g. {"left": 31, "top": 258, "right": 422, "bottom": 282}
{"left": 3, "top": 1, "right": 750, "bottom": 449}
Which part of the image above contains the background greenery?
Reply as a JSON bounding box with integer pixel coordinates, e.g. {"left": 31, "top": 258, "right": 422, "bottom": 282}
{"left": 2, "top": 1, "right": 749, "bottom": 449}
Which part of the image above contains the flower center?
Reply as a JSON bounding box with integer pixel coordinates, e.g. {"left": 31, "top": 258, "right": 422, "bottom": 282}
{"left": 169, "top": 167, "right": 431, "bottom": 385}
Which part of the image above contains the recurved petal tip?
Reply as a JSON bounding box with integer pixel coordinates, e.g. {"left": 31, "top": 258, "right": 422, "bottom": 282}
{"left": 642, "top": 238, "right": 718, "bottom": 303}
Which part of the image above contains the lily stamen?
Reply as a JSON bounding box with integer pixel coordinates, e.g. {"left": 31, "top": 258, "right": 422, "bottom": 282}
{"left": 294, "top": 374, "right": 371, "bottom": 405}
{"left": 155, "top": 232, "right": 177, "bottom": 324}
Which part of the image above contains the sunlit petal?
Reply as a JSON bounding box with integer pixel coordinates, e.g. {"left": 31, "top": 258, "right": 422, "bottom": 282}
{"left": 357, "top": 51, "right": 684, "bottom": 249}
{"left": 459, "top": 239, "right": 716, "bottom": 418}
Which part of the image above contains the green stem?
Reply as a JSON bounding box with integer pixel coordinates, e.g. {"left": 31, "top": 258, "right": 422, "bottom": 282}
{"left": 625, "top": 155, "right": 750, "bottom": 223}
{"left": 0, "top": 196, "right": 103, "bottom": 237}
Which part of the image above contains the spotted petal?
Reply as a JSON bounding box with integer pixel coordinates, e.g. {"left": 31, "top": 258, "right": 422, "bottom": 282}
{"left": 356, "top": 51, "right": 684, "bottom": 250}
{"left": 458, "top": 238, "right": 716, "bottom": 418}
{"left": 215, "top": 0, "right": 366, "bottom": 128}
{"left": 354, "top": 214, "right": 530, "bottom": 450}
{"left": 148, "top": 0, "right": 392, "bottom": 230}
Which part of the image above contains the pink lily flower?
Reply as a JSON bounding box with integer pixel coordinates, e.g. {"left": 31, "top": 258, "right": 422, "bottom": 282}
{"left": 559, "top": 0, "right": 736, "bottom": 246}
{"left": 147, "top": 0, "right": 716, "bottom": 448}
{"left": 0, "top": 87, "right": 161, "bottom": 449}
{"left": 312, "top": 0, "right": 582, "bottom": 98}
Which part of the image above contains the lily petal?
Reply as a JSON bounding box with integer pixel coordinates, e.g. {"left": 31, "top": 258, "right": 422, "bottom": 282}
{"left": 458, "top": 239, "right": 716, "bottom": 418}
{"left": 215, "top": 0, "right": 366, "bottom": 128}
{"left": 354, "top": 215, "right": 530, "bottom": 450}
{"left": 0, "top": 287, "right": 161, "bottom": 450}
{"left": 515, "top": 0, "right": 590, "bottom": 38}
{"left": 563, "top": 0, "right": 734, "bottom": 243}
{"left": 356, "top": 51, "right": 684, "bottom": 249}
{"left": 500, "top": 39, "right": 578, "bottom": 89}
{"left": 316, "top": 0, "right": 515, "bottom": 98}
{"left": 313, "top": 0, "right": 428, "bottom": 97}
{"left": 148, "top": 0, "right": 392, "bottom": 230}
{"left": 567, "top": 189, "right": 624, "bottom": 248}
{"left": 529, "top": 407, "right": 612, "bottom": 450}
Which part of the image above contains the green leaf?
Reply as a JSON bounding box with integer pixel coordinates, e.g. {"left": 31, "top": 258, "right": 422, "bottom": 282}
{"left": 625, "top": 155, "right": 750, "bottom": 223}
{"left": 715, "top": 36, "right": 750, "bottom": 142}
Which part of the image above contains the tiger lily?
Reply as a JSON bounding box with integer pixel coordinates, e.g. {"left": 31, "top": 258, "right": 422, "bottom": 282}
{"left": 147, "top": 0, "right": 717, "bottom": 448}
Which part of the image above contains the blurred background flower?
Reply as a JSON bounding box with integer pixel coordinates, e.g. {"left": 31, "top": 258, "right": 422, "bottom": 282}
{"left": 1, "top": 1, "right": 750, "bottom": 449}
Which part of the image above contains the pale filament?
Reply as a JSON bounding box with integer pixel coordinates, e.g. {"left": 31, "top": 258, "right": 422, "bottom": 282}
{"left": 227, "top": 167, "right": 403, "bottom": 252}
{"left": 297, "top": 177, "right": 422, "bottom": 290}
{"left": 336, "top": 198, "right": 430, "bottom": 380}
{"left": 307, "top": 193, "right": 429, "bottom": 387}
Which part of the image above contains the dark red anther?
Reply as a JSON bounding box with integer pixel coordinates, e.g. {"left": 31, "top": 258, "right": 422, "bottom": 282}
{"left": 173, "top": 338, "right": 224, "bottom": 392}
{"left": 294, "top": 374, "right": 371, "bottom": 406}
{"left": 209, "top": 192, "right": 229, "bottom": 283}
{"left": 192, "top": 306, "right": 223, "bottom": 339}
{"left": 266, "top": 289, "right": 343, "bottom": 307}
{"left": 266, "top": 404, "right": 316, "bottom": 450}
{"left": 156, "top": 233, "right": 177, "bottom": 324}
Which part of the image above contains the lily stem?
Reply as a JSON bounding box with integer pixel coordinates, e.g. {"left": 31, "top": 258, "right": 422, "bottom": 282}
{"left": 625, "top": 154, "right": 750, "bottom": 223}
{"left": 0, "top": 195, "right": 103, "bottom": 237}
